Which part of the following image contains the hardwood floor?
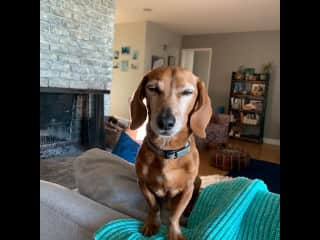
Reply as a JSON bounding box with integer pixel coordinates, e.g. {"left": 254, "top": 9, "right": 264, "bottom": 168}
{"left": 198, "top": 139, "right": 280, "bottom": 176}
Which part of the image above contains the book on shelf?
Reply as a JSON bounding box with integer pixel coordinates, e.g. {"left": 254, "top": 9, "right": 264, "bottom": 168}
{"left": 242, "top": 113, "right": 260, "bottom": 125}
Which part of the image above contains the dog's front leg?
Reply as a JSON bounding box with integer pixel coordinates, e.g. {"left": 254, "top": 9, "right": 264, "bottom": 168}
{"left": 138, "top": 180, "right": 161, "bottom": 236}
{"left": 168, "top": 185, "right": 194, "bottom": 240}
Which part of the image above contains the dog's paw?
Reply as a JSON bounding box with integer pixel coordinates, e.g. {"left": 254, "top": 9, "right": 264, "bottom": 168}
{"left": 141, "top": 222, "right": 160, "bottom": 236}
{"left": 167, "top": 229, "right": 186, "bottom": 240}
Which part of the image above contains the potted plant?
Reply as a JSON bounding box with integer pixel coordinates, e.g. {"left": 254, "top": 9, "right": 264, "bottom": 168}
{"left": 261, "top": 62, "right": 272, "bottom": 80}
{"left": 243, "top": 68, "right": 255, "bottom": 80}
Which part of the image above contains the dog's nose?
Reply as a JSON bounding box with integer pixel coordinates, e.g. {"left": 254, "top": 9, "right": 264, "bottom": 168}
{"left": 157, "top": 109, "right": 176, "bottom": 131}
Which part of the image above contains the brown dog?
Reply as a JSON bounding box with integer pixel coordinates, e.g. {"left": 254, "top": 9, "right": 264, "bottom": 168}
{"left": 130, "top": 66, "right": 212, "bottom": 240}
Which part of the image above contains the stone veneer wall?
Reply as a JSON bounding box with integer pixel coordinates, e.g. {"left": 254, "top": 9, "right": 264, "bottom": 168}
{"left": 40, "top": 0, "right": 114, "bottom": 91}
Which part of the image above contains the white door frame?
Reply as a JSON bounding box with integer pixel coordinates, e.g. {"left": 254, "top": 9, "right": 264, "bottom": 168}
{"left": 180, "top": 48, "right": 212, "bottom": 89}
{"left": 180, "top": 49, "right": 195, "bottom": 72}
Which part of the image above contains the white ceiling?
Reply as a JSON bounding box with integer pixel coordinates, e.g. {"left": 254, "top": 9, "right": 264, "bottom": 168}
{"left": 114, "top": 0, "right": 280, "bottom": 35}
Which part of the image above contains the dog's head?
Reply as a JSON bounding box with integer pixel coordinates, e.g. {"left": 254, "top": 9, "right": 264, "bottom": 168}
{"left": 129, "top": 66, "right": 212, "bottom": 138}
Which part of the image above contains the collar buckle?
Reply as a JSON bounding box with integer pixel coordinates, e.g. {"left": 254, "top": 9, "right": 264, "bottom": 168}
{"left": 164, "top": 151, "right": 178, "bottom": 159}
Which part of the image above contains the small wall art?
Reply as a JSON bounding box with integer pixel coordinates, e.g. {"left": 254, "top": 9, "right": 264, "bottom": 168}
{"left": 121, "top": 60, "right": 129, "bottom": 72}
{"left": 251, "top": 84, "right": 265, "bottom": 96}
{"left": 113, "top": 62, "right": 119, "bottom": 69}
{"left": 132, "top": 50, "right": 139, "bottom": 60}
{"left": 114, "top": 50, "right": 119, "bottom": 60}
{"left": 151, "top": 55, "right": 165, "bottom": 70}
{"left": 131, "top": 62, "right": 139, "bottom": 70}
{"left": 121, "top": 46, "right": 130, "bottom": 55}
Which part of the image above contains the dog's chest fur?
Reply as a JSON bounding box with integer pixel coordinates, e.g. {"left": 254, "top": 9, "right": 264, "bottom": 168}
{"left": 136, "top": 144, "right": 199, "bottom": 198}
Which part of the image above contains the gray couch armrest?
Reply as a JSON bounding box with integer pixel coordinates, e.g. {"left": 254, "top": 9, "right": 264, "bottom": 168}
{"left": 40, "top": 180, "right": 129, "bottom": 240}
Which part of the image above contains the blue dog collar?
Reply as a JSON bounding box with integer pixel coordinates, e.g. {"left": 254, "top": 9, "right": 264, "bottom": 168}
{"left": 146, "top": 138, "right": 191, "bottom": 160}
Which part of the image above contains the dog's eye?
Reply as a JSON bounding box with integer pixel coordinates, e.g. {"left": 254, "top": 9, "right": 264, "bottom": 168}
{"left": 181, "top": 90, "right": 193, "bottom": 96}
{"left": 147, "top": 86, "right": 160, "bottom": 94}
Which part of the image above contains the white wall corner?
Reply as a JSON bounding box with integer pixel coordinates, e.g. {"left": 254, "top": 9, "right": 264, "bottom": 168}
{"left": 263, "top": 138, "right": 280, "bottom": 146}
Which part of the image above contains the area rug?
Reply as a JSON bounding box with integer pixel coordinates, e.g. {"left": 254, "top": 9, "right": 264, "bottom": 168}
{"left": 227, "top": 159, "right": 280, "bottom": 194}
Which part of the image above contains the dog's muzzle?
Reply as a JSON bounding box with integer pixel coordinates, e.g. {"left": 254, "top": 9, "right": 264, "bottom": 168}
{"left": 157, "top": 108, "right": 176, "bottom": 131}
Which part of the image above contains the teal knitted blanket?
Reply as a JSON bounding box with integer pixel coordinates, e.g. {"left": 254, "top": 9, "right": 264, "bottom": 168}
{"left": 94, "top": 177, "right": 280, "bottom": 240}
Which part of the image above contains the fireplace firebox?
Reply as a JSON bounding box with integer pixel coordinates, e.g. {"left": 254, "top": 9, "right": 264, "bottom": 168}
{"left": 40, "top": 88, "right": 107, "bottom": 159}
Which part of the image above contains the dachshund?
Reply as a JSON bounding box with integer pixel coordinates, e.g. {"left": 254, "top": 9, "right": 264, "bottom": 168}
{"left": 130, "top": 66, "right": 212, "bottom": 240}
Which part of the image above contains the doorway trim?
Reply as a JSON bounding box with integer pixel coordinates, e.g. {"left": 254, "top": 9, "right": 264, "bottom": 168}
{"left": 180, "top": 48, "right": 212, "bottom": 89}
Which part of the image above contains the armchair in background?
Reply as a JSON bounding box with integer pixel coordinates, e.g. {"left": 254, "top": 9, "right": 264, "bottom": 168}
{"left": 195, "top": 112, "right": 230, "bottom": 151}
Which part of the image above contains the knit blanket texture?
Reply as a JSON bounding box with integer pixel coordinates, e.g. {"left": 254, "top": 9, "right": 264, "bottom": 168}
{"left": 94, "top": 177, "right": 280, "bottom": 240}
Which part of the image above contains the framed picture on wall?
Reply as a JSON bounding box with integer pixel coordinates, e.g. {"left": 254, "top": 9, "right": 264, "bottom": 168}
{"left": 113, "top": 62, "right": 119, "bottom": 69}
{"left": 120, "top": 60, "right": 129, "bottom": 72}
{"left": 121, "top": 46, "right": 130, "bottom": 55}
{"left": 168, "top": 56, "right": 175, "bottom": 66}
{"left": 131, "top": 62, "right": 139, "bottom": 70}
{"left": 114, "top": 50, "right": 119, "bottom": 60}
{"left": 132, "top": 50, "right": 139, "bottom": 60}
{"left": 151, "top": 55, "right": 165, "bottom": 70}
{"left": 251, "top": 83, "right": 265, "bottom": 96}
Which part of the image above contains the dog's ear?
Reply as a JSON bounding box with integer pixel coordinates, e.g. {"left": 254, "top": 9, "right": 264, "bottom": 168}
{"left": 129, "top": 76, "right": 148, "bottom": 130}
{"left": 190, "top": 80, "right": 212, "bottom": 138}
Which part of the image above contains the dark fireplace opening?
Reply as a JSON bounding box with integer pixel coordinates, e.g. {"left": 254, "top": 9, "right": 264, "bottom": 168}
{"left": 40, "top": 90, "right": 105, "bottom": 159}
{"left": 40, "top": 94, "right": 74, "bottom": 144}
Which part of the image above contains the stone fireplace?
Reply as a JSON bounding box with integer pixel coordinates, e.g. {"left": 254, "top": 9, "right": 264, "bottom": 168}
{"left": 40, "top": 88, "right": 107, "bottom": 158}
{"left": 40, "top": 0, "right": 115, "bottom": 158}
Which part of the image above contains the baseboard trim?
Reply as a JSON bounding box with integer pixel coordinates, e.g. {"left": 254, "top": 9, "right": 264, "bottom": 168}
{"left": 263, "top": 138, "right": 280, "bottom": 146}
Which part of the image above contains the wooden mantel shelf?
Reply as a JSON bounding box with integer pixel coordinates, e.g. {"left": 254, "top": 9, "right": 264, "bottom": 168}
{"left": 40, "top": 87, "right": 111, "bottom": 94}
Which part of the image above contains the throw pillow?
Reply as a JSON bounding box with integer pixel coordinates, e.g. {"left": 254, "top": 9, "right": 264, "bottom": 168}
{"left": 112, "top": 131, "right": 140, "bottom": 163}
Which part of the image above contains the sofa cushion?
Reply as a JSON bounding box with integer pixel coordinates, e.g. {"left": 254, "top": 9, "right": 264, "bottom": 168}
{"left": 74, "top": 148, "right": 194, "bottom": 226}
{"left": 73, "top": 148, "right": 232, "bottom": 227}
{"left": 40, "top": 180, "right": 129, "bottom": 240}
{"left": 73, "top": 148, "right": 148, "bottom": 221}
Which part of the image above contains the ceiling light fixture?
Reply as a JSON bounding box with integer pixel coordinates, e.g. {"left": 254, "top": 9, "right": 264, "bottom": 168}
{"left": 143, "top": 8, "right": 152, "bottom": 12}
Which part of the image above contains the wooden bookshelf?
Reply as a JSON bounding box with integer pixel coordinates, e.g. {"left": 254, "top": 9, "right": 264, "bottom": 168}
{"left": 228, "top": 71, "right": 270, "bottom": 143}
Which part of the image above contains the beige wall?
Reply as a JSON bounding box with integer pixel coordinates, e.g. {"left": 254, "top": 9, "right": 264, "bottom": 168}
{"left": 182, "top": 31, "right": 280, "bottom": 140}
{"left": 110, "top": 21, "right": 182, "bottom": 119}
{"left": 109, "top": 22, "right": 147, "bottom": 119}
{"left": 144, "top": 22, "right": 182, "bottom": 73}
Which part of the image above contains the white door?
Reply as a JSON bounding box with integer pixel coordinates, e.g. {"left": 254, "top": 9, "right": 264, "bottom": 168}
{"left": 180, "top": 48, "right": 212, "bottom": 89}
{"left": 180, "top": 49, "right": 194, "bottom": 72}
